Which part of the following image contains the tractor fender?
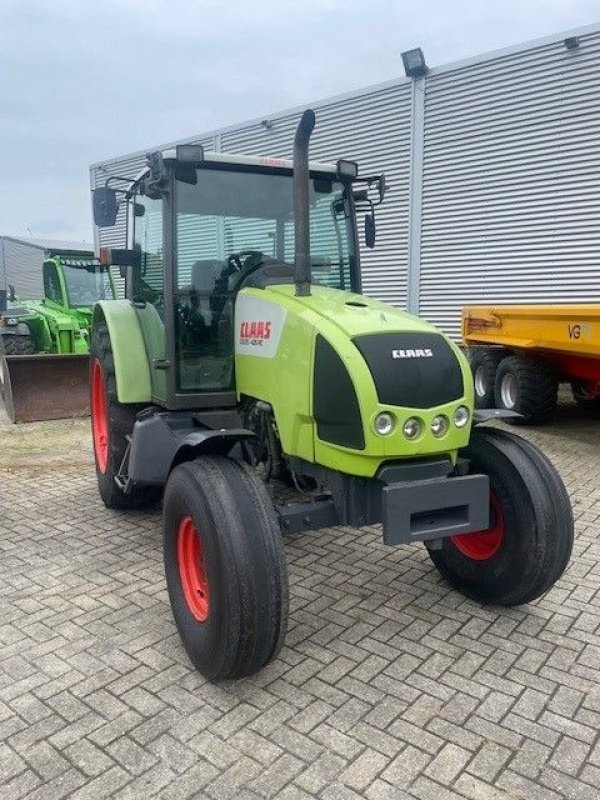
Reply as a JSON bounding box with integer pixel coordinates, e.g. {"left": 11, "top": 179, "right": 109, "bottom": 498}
{"left": 127, "top": 412, "right": 256, "bottom": 485}
{"left": 93, "top": 301, "right": 152, "bottom": 403}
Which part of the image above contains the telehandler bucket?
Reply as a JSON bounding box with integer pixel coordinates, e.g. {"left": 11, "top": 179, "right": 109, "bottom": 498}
{"left": 0, "top": 353, "right": 90, "bottom": 423}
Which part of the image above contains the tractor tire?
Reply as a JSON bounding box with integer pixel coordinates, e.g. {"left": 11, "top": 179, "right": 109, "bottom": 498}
{"left": 494, "top": 354, "right": 558, "bottom": 424}
{"left": 89, "top": 323, "right": 160, "bottom": 509}
{"left": 15, "top": 334, "right": 35, "bottom": 355}
{"left": 163, "top": 455, "right": 288, "bottom": 680}
{"left": 0, "top": 335, "right": 15, "bottom": 355}
{"left": 427, "top": 427, "right": 573, "bottom": 606}
{"left": 571, "top": 381, "right": 600, "bottom": 411}
{"left": 467, "top": 348, "right": 503, "bottom": 409}
{"left": 0, "top": 333, "right": 34, "bottom": 356}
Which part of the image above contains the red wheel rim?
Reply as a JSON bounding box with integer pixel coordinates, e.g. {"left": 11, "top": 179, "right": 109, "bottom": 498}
{"left": 450, "top": 491, "right": 504, "bottom": 561}
{"left": 91, "top": 359, "right": 109, "bottom": 474}
{"left": 177, "top": 516, "right": 210, "bottom": 622}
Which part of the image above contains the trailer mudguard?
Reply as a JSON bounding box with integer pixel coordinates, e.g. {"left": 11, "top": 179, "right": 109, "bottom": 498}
{"left": 93, "top": 300, "right": 152, "bottom": 403}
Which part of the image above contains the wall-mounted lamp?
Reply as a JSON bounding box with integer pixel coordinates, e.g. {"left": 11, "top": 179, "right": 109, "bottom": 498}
{"left": 261, "top": 119, "right": 274, "bottom": 130}
{"left": 401, "top": 47, "right": 428, "bottom": 78}
{"left": 564, "top": 36, "right": 580, "bottom": 50}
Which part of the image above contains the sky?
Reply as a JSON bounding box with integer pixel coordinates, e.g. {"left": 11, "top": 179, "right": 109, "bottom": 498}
{"left": 0, "top": 0, "right": 598, "bottom": 244}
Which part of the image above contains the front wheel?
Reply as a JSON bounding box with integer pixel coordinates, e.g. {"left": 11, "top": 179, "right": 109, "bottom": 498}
{"left": 163, "top": 455, "right": 289, "bottom": 680}
{"left": 427, "top": 427, "right": 573, "bottom": 606}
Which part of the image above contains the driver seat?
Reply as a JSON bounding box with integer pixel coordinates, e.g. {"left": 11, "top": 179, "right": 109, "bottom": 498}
{"left": 181, "top": 259, "right": 226, "bottom": 326}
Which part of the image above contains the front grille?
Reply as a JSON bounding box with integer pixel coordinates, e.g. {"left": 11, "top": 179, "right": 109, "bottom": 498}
{"left": 353, "top": 332, "right": 463, "bottom": 408}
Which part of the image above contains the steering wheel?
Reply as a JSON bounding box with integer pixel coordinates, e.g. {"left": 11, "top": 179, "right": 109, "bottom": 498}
{"left": 226, "top": 250, "right": 265, "bottom": 275}
{"left": 223, "top": 250, "right": 274, "bottom": 292}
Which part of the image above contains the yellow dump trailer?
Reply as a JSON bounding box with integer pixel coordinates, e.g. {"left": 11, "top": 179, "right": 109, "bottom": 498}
{"left": 462, "top": 304, "right": 600, "bottom": 424}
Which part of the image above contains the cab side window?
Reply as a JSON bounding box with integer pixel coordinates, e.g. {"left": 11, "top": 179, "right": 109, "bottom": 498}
{"left": 43, "top": 262, "right": 64, "bottom": 305}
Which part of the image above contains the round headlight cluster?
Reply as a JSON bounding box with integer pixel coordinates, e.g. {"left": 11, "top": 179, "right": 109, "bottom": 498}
{"left": 454, "top": 405, "right": 470, "bottom": 428}
{"left": 374, "top": 412, "right": 395, "bottom": 436}
{"left": 373, "top": 406, "right": 471, "bottom": 439}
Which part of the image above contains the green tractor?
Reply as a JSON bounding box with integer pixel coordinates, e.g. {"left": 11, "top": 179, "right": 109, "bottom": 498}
{"left": 90, "top": 110, "right": 573, "bottom": 681}
{"left": 0, "top": 252, "right": 116, "bottom": 422}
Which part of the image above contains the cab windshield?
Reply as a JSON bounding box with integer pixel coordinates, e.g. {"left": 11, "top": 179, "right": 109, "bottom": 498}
{"left": 63, "top": 264, "right": 113, "bottom": 306}
{"left": 174, "top": 167, "right": 356, "bottom": 295}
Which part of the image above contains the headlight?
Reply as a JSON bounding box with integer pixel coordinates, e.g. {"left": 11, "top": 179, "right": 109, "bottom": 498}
{"left": 454, "top": 405, "right": 470, "bottom": 428}
{"left": 403, "top": 417, "right": 422, "bottom": 440}
{"left": 374, "top": 412, "right": 395, "bottom": 436}
{"left": 431, "top": 415, "right": 449, "bottom": 437}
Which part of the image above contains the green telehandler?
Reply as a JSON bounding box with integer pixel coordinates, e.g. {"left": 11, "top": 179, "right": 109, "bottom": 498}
{"left": 90, "top": 110, "right": 573, "bottom": 681}
{"left": 0, "top": 252, "right": 116, "bottom": 422}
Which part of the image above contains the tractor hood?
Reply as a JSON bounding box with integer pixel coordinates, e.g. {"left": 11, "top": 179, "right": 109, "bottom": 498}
{"left": 257, "top": 284, "right": 467, "bottom": 413}
{"left": 264, "top": 284, "right": 438, "bottom": 337}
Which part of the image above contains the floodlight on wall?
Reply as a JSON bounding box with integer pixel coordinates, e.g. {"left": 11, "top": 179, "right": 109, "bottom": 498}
{"left": 401, "top": 47, "right": 428, "bottom": 78}
{"left": 261, "top": 119, "right": 274, "bottom": 130}
{"left": 564, "top": 36, "right": 580, "bottom": 50}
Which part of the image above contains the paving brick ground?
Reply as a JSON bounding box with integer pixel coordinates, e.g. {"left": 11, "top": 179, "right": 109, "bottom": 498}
{"left": 1, "top": 398, "right": 599, "bottom": 799}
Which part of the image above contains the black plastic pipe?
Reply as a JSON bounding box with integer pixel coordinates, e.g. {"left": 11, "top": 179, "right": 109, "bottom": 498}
{"left": 293, "top": 109, "right": 316, "bottom": 297}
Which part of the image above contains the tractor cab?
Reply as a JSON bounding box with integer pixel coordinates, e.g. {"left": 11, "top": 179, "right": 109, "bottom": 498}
{"left": 94, "top": 145, "right": 384, "bottom": 410}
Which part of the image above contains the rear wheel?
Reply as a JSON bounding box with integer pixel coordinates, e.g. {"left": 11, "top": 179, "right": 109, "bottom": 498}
{"left": 90, "top": 322, "right": 160, "bottom": 509}
{"left": 427, "top": 427, "right": 573, "bottom": 606}
{"left": 467, "top": 348, "right": 503, "bottom": 409}
{"left": 163, "top": 455, "right": 288, "bottom": 680}
{"left": 494, "top": 354, "right": 558, "bottom": 424}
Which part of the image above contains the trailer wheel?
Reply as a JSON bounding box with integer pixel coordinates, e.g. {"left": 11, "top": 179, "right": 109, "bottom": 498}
{"left": 90, "top": 323, "right": 160, "bottom": 509}
{"left": 427, "top": 427, "right": 573, "bottom": 606}
{"left": 467, "top": 348, "right": 503, "bottom": 409}
{"left": 163, "top": 456, "right": 288, "bottom": 680}
{"left": 494, "top": 354, "right": 557, "bottom": 424}
{"left": 571, "top": 381, "right": 600, "bottom": 411}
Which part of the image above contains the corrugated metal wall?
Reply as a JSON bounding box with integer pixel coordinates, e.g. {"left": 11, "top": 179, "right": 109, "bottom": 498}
{"left": 91, "top": 24, "right": 600, "bottom": 338}
{"left": 0, "top": 238, "right": 45, "bottom": 299}
{"left": 419, "top": 28, "right": 600, "bottom": 336}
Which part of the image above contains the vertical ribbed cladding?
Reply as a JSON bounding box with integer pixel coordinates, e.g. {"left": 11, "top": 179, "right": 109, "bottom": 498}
{"left": 352, "top": 332, "right": 463, "bottom": 408}
{"left": 313, "top": 335, "right": 365, "bottom": 450}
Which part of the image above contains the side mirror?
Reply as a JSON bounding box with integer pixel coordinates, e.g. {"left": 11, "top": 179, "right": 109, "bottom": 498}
{"left": 365, "top": 214, "right": 376, "bottom": 249}
{"left": 93, "top": 187, "right": 119, "bottom": 227}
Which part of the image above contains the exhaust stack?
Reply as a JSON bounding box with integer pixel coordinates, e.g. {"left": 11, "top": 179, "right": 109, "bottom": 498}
{"left": 293, "top": 109, "right": 316, "bottom": 297}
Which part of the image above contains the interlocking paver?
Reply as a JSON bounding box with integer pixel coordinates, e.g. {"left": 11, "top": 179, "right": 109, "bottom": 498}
{"left": 2, "top": 397, "right": 600, "bottom": 799}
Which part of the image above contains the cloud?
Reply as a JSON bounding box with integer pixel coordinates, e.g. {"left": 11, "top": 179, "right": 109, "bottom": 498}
{"left": 0, "top": 0, "right": 597, "bottom": 240}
